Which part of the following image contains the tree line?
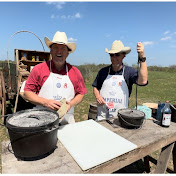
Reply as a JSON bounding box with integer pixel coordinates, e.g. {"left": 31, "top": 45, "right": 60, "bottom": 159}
{"left": 0, "top": 60, "right": 176, "bottom": 83}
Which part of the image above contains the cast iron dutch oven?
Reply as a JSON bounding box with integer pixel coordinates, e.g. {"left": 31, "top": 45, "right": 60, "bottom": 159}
{"left": 118, "top": 108, "right": 145, "bottom": 129}
{"left": 5, "top": 108, "right": 60, "bottom": 160}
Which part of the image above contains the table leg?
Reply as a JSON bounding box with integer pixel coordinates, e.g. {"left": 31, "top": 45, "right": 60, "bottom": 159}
{"left": 14, "top": 74, "right": 22, "bottom": 113}
{"left": 154, "top": 142, "right": 174, "bottom": 173}
{"left": 144, "top": 156, "right": 150, "bottom": 173}
{"left": 172, "top": 142, "right": 176, "bottom": 172}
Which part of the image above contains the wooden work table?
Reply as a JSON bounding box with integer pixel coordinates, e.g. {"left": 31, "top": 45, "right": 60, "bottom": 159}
{"left": 1, "top": 119, "right": 176, "bottom": 174}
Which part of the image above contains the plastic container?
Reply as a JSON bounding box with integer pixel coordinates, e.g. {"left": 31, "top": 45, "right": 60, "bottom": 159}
{"left": 21, "top": 53, "right": 27, "bottom": 61}
{"left": 36, "top": 56, "right": 39, "bottom": 61}
{"left": 32, "top": 56, "right": 35, "bottom": 61}
{"left": 160, "top": 101, "right": 171, "bottom": 127}
{"left": 156, "top": 101, "right": 165, "bottom": 122}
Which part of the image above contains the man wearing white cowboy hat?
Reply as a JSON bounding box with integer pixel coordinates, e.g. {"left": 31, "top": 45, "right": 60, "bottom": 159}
{"left": 23, "top": 31, "right": 87, "bottom": 125}
{"left": 92, "top": 40, "right": 148, "bottom": 121}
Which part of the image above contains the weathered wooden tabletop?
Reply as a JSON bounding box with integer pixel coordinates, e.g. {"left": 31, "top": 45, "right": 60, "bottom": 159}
{"left": 2, "top": 119, "right": 176, "bottom": 174}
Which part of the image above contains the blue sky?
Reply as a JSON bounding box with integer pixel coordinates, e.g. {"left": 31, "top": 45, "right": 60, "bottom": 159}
{"left": 0, "top": 1, "right": 176, "bottom": 66}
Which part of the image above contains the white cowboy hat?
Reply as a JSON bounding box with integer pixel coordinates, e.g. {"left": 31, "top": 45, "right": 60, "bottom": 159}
{"left": 44, "top": 31, "right": 76, "bottom": 53}
{"left": 105, "top": 40, "right": 131, "bottom": 54}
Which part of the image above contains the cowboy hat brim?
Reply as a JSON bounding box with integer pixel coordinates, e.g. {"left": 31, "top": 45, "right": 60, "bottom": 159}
{"left": 44, "top": 37, "right": 76, "bottom": 53}
{"left": 105, "top": 47, "right": 131, "bottom": 55}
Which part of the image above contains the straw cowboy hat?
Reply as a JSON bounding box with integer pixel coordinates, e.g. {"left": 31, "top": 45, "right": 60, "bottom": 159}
{"left": 105, "top": 40, "right": 131, "bottom": 54}
{"left": 44, "top": 31, "right": 76, "bottom": 53}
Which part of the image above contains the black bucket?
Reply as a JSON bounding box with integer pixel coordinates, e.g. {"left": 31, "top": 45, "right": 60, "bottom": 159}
{"left": 88, "top": 102, "right": 97, "bottom": 120}
{"left": 5, "top": 108, "right": 60, "bottom": 160}
{"left": 118, "top": 108, "right": 145, "bottom": 129}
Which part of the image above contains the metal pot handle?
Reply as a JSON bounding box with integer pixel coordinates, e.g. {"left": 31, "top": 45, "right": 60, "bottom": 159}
{"left": 0, "top": 114, "right": 12, "bottom": 126}
{"left": 118, "top": 113, "right": 146, "bottom": 128}
{"left": 44, "top": 124, "right": 60, "bottom": 133}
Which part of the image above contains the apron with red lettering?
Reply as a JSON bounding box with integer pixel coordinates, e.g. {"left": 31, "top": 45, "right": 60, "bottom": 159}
{"left": 97, "top": 66, "right": 129, "bottom": 121}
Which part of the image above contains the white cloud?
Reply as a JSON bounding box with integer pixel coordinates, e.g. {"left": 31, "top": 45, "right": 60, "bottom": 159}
{"left": 164, "top": 30, "right": 170, "bottom": 35}
{"left": 60, "top": 12, "right": 81, "bottom": 19}
{"left": 160, "top": 36, "right": 172, "bottom": 41}
{"left": 75, "top": 12, "right": 81, "bottom": 18}
{"left": 105, "top": 34, "right": 111, "bottom": 38}
{"left": 46, "top": 2, "right": 66, "bottom": 9}
{"left": 143, "top": 41, "right": 154, "bottom": 46}
{"left": 68, "top": 37, "right": 77, "bottom": 42}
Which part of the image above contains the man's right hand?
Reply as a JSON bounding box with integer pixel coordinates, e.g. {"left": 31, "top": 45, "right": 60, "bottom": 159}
{"left": 93, "top": 87, "right": 106, "bottom": 105}
{"left": 96, "top": 95, "right": 106, "bottom": 105}
{"left": 43, "top": 99, "right": 61, "bottom": 111}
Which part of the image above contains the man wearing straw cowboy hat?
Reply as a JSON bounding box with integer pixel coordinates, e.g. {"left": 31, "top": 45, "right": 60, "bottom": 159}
{"left": 92, "top": 40, "right": 148, "bottom": 121}
{"left": 23, "top": 31, "right": 87, "bottom": 125}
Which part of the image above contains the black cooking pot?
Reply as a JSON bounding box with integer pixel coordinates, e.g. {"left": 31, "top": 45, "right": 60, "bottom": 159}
{"left": 5, "top": 108, "right": 60, "bottom": 160}
{"left": 118, "top": 108, "right": 145, "bottom": 129}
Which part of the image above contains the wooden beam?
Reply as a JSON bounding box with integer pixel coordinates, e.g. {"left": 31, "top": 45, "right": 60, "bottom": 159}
{"left": 0, "top": 75, "right": 2, "bottom": 101}
{"left": 147, "top": 155, "right": 175, "bottom": 173}
{"left": 14, "top": 74, "right": 22, "bottom": 113}
{"left": 1, "top": 71, "right": 6, "bottom": 115}
{"left": 154, "top": 142, "right": 174, "bottom": 173}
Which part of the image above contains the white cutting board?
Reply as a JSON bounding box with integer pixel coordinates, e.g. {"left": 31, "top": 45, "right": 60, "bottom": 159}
{"left": 57, "top": 119, "right": 137, "bottom": 171}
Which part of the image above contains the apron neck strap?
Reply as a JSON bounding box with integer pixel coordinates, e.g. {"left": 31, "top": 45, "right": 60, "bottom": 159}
{"left": 109, "top": 65, "right": 125, "bottom": 75}
{"left": 66, "top": 64, "right": 68, "bottom": 75}
{"left": 122, "top": 65, "right": 125, "bottom": 76}
{"left": 50, "top": 60, "right": 52, "bottom": 72}
{"left": 50, "top": 61, "right": 68, "bottom": 75}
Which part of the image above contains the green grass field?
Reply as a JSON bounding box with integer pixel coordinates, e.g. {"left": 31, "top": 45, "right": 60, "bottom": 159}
{"left": 1, "top": 70, "right": 176, "bottom": 173}
{"left": 74, "top": 70, "right": 176, "bottom": 122}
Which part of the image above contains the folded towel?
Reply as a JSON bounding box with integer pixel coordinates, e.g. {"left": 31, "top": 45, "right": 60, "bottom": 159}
{"left": 134, "top": 105, "right": 152, "bottom": 119}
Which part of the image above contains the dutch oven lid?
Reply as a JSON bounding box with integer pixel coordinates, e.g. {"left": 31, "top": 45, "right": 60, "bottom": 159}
{"left": 118, "top": 108, "right": 145, "bottom": 119}
{"left": 7, "top": 108, "right": 59, "bottom": 128}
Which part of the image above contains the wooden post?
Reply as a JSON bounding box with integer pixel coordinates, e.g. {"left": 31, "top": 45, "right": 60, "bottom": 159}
{"left": 14, "top": 74, "right": 22, "bottom": 113}
{"left": 0, "top": 71, "right": 6, "bottom": 121}
{"left": 154, "top": 142, "right": 174, "bottom": 173}
{"left": 144, "top": 156, "right": 151, "bottom": 173}
{"left": 172, "top": 142, "right": 176, "bottom": 173}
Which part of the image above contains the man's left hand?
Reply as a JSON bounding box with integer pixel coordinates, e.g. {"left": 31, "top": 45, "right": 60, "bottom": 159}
{"left": 137, "top": 42, "right": 145, "bottom": 58}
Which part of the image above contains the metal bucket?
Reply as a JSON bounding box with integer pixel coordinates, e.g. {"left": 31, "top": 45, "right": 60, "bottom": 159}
{"left": 5, "top": 108, "right": 60, "bottom": 160}
{"left": 88, "top": 102, "right": 97, "bottom": 120}
{"left": 118, "top": 108, "right": 145, "bottom": 129}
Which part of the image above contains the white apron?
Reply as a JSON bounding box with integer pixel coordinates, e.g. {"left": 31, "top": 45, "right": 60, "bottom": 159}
{"left": 97, "top": 66, "right": 129, "bottom": 121}
{"left": 37, "top": 63, "right": 75, "bottom": 125}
